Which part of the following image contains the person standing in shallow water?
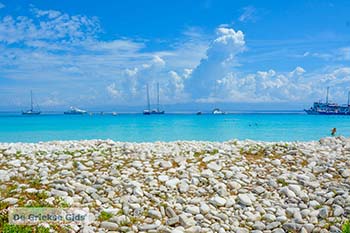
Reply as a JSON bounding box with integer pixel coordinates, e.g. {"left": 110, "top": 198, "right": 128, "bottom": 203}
{"left": 331, "top": 128, "right": 337, "bottom": 136}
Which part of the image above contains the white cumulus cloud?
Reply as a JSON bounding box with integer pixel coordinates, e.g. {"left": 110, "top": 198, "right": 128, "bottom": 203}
{"left": 185, "top": 27, "right": 245, "bottom": 99}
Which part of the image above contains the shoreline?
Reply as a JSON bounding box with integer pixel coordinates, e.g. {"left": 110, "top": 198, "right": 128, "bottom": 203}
{"left": 0, "top": 137, "right": 334, "bottom": 145}
{"left": 1, "top": 137, "right": 349, "bottom": 232}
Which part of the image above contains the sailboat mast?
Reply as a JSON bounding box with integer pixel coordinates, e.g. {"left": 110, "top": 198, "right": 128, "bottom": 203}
{"left": 30, "top": 90, "right": 33, "bottom": 111}
{"left": 157, "top": 82, "right": 160, "bottom": 112}
{"left": 214, "top": 81, "right": 217, "bottom": 109}
{"left": 348, "top": 91, "right": 350, "bottom": 106}
{"left": 326, "top": 87, "right": 329, "bottom": 104}
{"left": 146, "top": 84, "right": 150, "bottom": 111}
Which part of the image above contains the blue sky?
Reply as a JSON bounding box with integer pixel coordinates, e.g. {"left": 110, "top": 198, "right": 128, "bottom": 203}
{"left": 0, "top": 0, "right": 350, "bottom": 111}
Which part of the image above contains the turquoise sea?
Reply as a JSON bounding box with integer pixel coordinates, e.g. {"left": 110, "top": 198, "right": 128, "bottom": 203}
{"left": 0, "top": 113, "right": 350, "bottom": 142}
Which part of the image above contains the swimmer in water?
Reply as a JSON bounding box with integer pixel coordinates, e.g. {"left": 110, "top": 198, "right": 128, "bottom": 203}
{"left": 331, "top": 128, "right": 336, "bottom": 136}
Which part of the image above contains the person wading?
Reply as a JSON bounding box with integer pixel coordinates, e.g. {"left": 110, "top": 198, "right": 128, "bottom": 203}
{"left": 331, "top": 128, "right": 337, "bottom": 136}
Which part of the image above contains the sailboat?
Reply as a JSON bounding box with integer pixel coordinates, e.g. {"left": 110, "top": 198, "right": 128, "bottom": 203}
{"left": 143, "top": 83, "right": 165, "bottom": 115}
{"left": 22, "top": 91, "right": 41, "bottom": 115}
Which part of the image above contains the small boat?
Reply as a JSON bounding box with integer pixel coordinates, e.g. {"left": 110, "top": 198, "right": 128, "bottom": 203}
{"left": 196, "top": 111, "right": 202, "bottom": 115}
{"left": 112, "top": 112, "right": 118, "bottom": 116}
{"left": 212, "top": 108, "right": 225, "bottom": 115}
{"left": 143, "top": 83, "right": 165, "bottom": 115}
{"left": 64, "top": 107, "right": 87, "bottom": 115}
{"left": 22, "top": 91, "right": 41, "bottom": 115}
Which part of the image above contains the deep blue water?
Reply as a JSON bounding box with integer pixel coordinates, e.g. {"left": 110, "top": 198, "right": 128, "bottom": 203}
{"left": 0, "top": 113, "right": 349, "bottom": 142}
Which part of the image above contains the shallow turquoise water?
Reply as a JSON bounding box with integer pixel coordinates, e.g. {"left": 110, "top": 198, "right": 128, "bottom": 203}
{"left": 0, "top": 113, "right": 349, "bottom": 142}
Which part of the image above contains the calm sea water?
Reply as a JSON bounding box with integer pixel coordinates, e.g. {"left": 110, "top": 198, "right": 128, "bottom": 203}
{"left": 0, "top": 113, "right": 349, "bottom": 142}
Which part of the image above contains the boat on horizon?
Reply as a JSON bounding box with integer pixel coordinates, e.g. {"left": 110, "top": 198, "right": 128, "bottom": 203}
{"left": 211, "top": 82, "right": 225, "bottom": 115}
{"left": 143, "top": 83, "right": 165, "bottom": 115}
{"left": 22, "top": 90, "right": 41, "bottom": 115}
{"left": 64, "top": 107, "right": 87, "bottom": 115}
{"left": 212, "top": 108, "right": 225, "bottom": 115}
{"left": 305, "top": 87, "right": 350, "bottom": 115}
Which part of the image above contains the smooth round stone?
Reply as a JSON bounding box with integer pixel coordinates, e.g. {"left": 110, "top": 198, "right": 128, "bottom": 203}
{"left": 341, "top": 169, "right": 350, "bottom": 178}
{"left": 252, "top": 221, "right": 265, "bottom": 230}
{"left": 165, "top": 178, "right": 180, "bottom": 187}
{"left": 178, "top": 182, "right": 189, "bottom": 193}
{"left": 148, "top": 209, "right": 162, "bottom": 219}
{"left": 333, "top": 205, "right": 344, "bottom": 217}
{"left": 100, "top": 221, "right": 118, "bottom": 230}
{"left": 237, "top": 194, "right": 252, "bottom": 206}
{"left": 210, "top": 196, "right": 226, "bottom": 207}
{"left": 253, "top": 186, "right": 266, "bottom": 194}
{"left": 3, "top": 197, "right": 18, "bottom": 205}
{"left": 207, "top": 162, "right": 222, "bottom": 171}
{"left": 25, "top": 188, "right": 38, "bottom": 194}
{"left": 160, "top": 161, "right": 172, "bottom": 168}
{"left": 271, "top": 159, "right": 281, "bottom": 166}
{"left": 266, "top": 222, "right": 281, "bottom": 230}
{"left": 166, "top": 216, "right": 179, "bottom": 226}
{"left": 0, "top": 170, "right": 10, "bottom": 182}
{"left": 158, "top": 175, "right": 169, "bottom": 182}
{"left": 318, "top": 207, "right": 329, "bottom": 219}
{"left": 185, "top": 205, "right": 200, "bottom": 215}
{"left": 263, "top": 213, "right": 276, "bottom": 222}
{"left": 303, "top": 223, "right": 315, "bottom": 233}
{"left": 194, "top": 214, "right": 204, "bottom": 220}
{"left": 228, "top": 181, "right": 241, "bottom": 190}
{"left": 200, "top": 202, "right": 210, "bottom": 214}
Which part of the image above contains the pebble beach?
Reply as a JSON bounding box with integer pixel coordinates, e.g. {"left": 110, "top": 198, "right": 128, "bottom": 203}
{"left": 0, "top": 137, "right": 350, "bottom": 232}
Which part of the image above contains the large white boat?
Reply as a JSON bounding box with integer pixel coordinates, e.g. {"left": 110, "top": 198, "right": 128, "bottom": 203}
{"left": 22, "top": 91, "right": 41, "bottom": 115}
{"left": 305, "top": 87, "right": 350, "bottom": 115}
{"left": 64, "top": 107, "right": 87, "bottom": 115}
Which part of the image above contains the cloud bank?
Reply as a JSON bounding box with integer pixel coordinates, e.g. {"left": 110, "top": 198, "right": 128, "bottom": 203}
{"left": 0, "top": 4, "right": 350, "bottom": 110}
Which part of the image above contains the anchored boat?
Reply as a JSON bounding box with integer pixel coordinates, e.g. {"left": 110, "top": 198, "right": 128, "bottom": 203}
{"left": 22, "top": 90, "right": 41, "bottom": 115}
{"left": 212, "top": 108, "right": 226, "bottom": 115}
{"left": 143, "top": 83, "right": 165, "bottom": 115}
{"left": 305, "top": 87, "right": 350, "bottom": 115}
{"left": 64, "top": 107, "right": 87, "bottom": 115}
